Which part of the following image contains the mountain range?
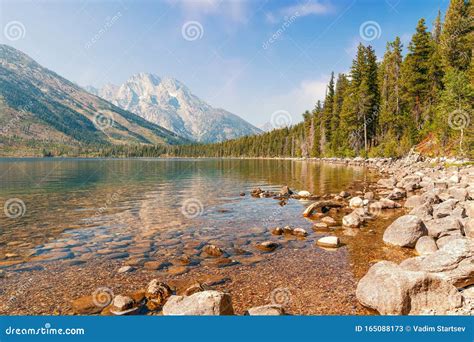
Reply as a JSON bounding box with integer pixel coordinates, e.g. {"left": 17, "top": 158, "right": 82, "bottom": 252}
{"left": 86, "top": 73, "right": 261, "bottom": 143}
{"left": 0, "top": 44, "right": 187, "bottom": 149}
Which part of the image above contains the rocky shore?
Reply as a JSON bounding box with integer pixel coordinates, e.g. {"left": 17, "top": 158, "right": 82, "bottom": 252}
{"left": 63, "top": 153, "right": 473, "bottom": 316}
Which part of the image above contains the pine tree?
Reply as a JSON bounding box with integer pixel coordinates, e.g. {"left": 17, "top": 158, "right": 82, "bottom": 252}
{"left": 321, "top": 72, "right": 335, "bottom": 155}
{"left": 401, "top": 18, "right": 435, "bottom": 136}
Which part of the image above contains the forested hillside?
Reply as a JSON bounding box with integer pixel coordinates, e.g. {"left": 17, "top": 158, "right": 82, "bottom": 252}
{"left": 173, "top": 0, "right": 473, "bottom": 159}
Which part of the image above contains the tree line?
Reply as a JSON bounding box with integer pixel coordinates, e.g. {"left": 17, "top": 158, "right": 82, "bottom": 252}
{"left": 171, "top": 0, "right": 473, "bottom": 159}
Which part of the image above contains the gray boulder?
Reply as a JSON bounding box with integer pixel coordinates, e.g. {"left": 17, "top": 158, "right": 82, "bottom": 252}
{"left": 400, "top": 238, "right": 474, "bottom": 288}
{"left": 162, "top": 290, "right": 234, "bottom": 315}
{"left": 356, "top": 261, "right": 462, "bottom": 315}
{"left": 383, "top": 215, "right": 427, "bottom": 248}
{"left": 464, "top": 219, "right": 474, "bottom": 239}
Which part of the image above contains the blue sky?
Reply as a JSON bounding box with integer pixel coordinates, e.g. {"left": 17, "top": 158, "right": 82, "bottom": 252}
{"left": 0, "top": 0, "right": 448, "bottom": 127}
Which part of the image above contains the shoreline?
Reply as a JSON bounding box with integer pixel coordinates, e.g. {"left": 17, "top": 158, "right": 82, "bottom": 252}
{"left": 0, "top": 153, "right": 472, "bottom": 316}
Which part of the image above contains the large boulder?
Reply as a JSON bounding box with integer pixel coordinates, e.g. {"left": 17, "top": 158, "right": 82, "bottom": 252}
{"left": 400, "top": 238, "right": 474, "bottom": 288}
{"left": 383, "top": 215, "right": 427, "bottom": 248}
{"left": 356, "top": 261, "right": 462, "bottom": 315}
{"left": 449, "top": 187, "right": 469, "bottom": 201}
{"left": 162, "top": 290, "right": 234, "bottom": 315}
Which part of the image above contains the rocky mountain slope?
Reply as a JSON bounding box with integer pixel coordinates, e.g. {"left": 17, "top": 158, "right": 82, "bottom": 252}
{"left": 87, "top": 73, "right": 261, "bottom": 142}
{"left": 0, "top": 45, "right": 187, "bottom": 148}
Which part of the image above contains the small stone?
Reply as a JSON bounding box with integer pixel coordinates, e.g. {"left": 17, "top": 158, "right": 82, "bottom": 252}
{"left": 349, "top": 197, "right": 364, "bottom": 208}
{"left": 342, "top": 212, "right": 362, "bottom": 228}
{"left": 202, "top": 244, "right": 224, "bottom": 257}
{"left": 239, "top": 192, "right": 245, "bottom": 196}
{"left": 292, "top": 228, "right": 308, "bottom": 237}
{"left": 117, "top": 266, "right": 134, "bottom": 273}
{"left": 339, "top": 191, "right": 350, "bottom": 198}
{"left": 316, "top": 236, "right": 340, "bottom": 248}
{"left": 297, "top": 190, "right": 311, "bottom": 197}
{"left": 256, "top": 241, "right": 279, "bottom": 252}
{"left": 282, "top": 226, "right": 293, "bottom": 235}
{"left": 112, "top": 295, "right": 134, "bottom": 312}
{"left": 271, "top": 227, "right": 283, "bottom": 235}
{"left": 313, "top": 222, "right": 328, "bottom": 229}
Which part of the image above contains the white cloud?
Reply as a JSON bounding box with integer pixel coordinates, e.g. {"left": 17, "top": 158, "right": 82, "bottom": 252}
{"left": 266, "top": 1, "right": 333, "bottom": 23}
{"left": 262, "top": 78, "right": 328, "bottom": 125}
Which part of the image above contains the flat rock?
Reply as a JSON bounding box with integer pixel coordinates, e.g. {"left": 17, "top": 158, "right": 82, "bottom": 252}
{"left": 316, "top": 236, "right": 340, "bottom": 248}
{"left": 424, "top": 217, "right": 462, "bottom": 238}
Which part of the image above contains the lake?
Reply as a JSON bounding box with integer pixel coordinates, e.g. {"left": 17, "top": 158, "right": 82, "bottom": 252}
{"left": 0, "top": 158, "right": 412, "bottom": 315}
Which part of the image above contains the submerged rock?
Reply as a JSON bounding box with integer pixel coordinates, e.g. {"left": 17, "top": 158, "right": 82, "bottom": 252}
{"left": 382, "top": 215, "right": 427, "bottom": 248}
{"left": 297, "top": 190, "right": 311, "bottom": 197}
{"left": 356, "top": 261, "right": 462, "bottom": 315}
{"left": 162, "top": 290, "right": 234, "bottom": 315}
{"left": 293, "top": 228, "right": 308, "bottom": 237}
